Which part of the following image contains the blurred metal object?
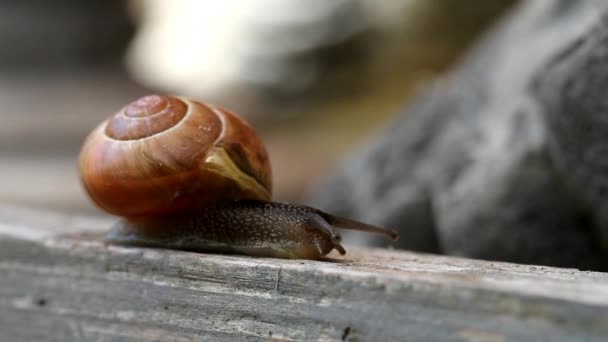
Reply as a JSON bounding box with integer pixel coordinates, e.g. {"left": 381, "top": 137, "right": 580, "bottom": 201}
{"left": 127, "top": 0, "right": 515, "bottom": 119}
{"left": 127, "top": 0, "right": 408, "bottom": 107}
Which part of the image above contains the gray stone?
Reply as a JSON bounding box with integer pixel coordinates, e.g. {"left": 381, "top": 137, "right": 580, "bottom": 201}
{"left": 311, "top": 0, "right": 608, "bottom": 270}
{"left": 536, "top": 11, "right": 608, "bottom": 253}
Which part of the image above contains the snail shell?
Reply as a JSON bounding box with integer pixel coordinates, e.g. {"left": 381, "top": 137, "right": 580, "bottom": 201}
{"left": 78, "top": 95, "right": 271, "bottom": 218}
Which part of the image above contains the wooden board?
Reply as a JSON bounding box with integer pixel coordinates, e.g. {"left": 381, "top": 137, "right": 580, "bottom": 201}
{"left": 1, "top": 204, "right": 607, "bottom": 341}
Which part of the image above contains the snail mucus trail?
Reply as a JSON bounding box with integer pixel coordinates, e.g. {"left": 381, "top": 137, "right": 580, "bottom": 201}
{"left": 78, "top": 95, "right": 399, "bottom": 259}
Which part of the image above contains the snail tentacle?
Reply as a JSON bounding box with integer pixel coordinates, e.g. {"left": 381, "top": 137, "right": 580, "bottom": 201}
{"left": 319, "top": 212, "right": 400, "bottom": 241}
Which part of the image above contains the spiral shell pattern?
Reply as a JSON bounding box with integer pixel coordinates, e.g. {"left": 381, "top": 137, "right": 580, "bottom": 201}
{"left": 78, "top": 95, "right": 272, "bottom": 218}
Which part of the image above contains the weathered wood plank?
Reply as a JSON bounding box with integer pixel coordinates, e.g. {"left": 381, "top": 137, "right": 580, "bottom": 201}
{"left": 1, "top": 204, "right": 608, "bottom": 341}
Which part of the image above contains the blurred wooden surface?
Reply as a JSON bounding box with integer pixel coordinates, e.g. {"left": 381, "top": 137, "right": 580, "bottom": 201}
{"left": 0, "top": 66, "right": 419, "bottom": 215}
{"left": 1, "top": 204, "right": 607, "bottom": 341}
{"left": 0, "top": 68, "right": 146, "bottom": 215}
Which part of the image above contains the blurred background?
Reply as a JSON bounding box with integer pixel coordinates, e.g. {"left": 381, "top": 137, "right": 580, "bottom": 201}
{"left": 0, "top": 0, "right": 516, "bottom": 217}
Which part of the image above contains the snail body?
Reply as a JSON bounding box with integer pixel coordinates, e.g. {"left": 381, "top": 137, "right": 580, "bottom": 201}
{"left": 79, "top": 95, "right": 397, "bottom": 259}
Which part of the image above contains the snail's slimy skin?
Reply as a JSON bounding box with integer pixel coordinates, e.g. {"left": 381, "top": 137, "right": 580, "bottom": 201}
{"left": 105, "top": 201, "right": 398, "bottom": 259}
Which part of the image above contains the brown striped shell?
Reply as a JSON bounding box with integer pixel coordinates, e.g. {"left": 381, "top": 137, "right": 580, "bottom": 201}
{"left": 78, "top": 95, "right": 272, "bottom": 218}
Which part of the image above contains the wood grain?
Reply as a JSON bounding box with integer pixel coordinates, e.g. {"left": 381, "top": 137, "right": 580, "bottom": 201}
{"left": 1, "top": 204, "right": 607, "bottom": 341}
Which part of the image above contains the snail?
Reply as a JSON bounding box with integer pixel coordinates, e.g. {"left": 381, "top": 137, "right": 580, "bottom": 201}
{"left": 78, "top": 95, "right": 398, "bottom": 259}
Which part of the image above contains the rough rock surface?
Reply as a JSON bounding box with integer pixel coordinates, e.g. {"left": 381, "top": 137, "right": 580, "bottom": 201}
{"left": 536, "top": 11, "right": 608, "bottom": 254}
{"left": 311, "top": 0, "right": 608, "bottom": 270}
